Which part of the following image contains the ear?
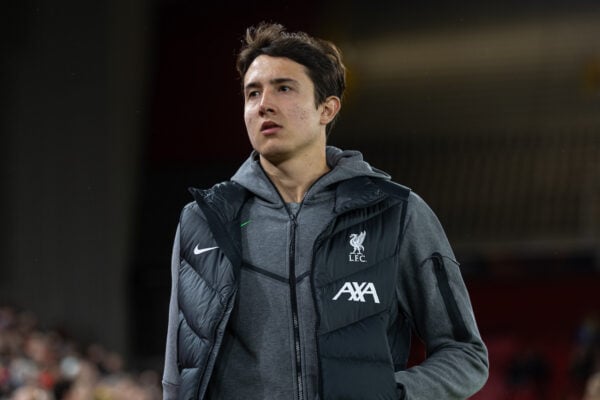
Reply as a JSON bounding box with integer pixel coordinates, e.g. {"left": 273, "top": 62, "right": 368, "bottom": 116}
{"left": 319, "top": 96, "right": 341, "bottom": 125}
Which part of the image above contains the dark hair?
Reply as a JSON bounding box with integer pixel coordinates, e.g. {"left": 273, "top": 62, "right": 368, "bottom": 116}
{"left": 236, "top": 22, "right": 346, "bottom": 133}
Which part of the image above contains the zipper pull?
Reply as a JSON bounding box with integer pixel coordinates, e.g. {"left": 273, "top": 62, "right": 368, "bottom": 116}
{"left": 288, "top": 209, "right": 298, "bottom": 226}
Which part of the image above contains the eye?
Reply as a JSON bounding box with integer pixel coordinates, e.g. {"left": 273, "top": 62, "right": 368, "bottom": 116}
{"left": 279, "top": 85, "right": 291, "bottom": 92}
{"left": 246, "top": 90, "right": 260, "bottom": 100}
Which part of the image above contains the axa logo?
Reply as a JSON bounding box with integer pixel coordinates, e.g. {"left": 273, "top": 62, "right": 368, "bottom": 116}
{"left": 348, "top": 230, "right": 367, "bottom": 263}
{"left": 332, "top": 282, "right": 380, "bottom": 304}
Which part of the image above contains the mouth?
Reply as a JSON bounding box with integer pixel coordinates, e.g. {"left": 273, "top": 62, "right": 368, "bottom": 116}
{"left": 260, "top": 121, "right": 282, "bottom": 135}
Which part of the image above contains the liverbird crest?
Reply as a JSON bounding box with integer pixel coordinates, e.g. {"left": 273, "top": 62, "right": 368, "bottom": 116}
{"left": 349, "top": 231, "right": 366, "bottom": 255}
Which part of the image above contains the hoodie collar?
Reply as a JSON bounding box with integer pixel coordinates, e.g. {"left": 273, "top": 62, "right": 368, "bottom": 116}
{"left": 230, "top": 146, "right": 391, "bottom": 206}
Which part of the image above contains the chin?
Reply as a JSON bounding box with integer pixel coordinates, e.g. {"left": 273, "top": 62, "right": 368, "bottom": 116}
{"left": 257, "top": 147, "right": 291, "bottom": 165}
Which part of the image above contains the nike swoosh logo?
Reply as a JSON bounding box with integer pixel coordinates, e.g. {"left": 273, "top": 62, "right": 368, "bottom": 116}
{"left": 193, "top": 245, "right": 219, "bottom": 255}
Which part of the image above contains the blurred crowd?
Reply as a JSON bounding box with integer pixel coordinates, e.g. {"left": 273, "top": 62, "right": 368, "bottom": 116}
{"left": 1, "top": 303, "right": 599, "bottom": 400}
{"left": 477, "top": 314, "right": 600, "bottom": 400}
{"left": 0, "top": 306, "right": 161, "bottom": 400}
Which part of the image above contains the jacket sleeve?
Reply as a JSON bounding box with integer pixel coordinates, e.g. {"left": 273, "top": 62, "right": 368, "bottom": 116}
{"left": 394, "top": 193, "right": 489, "bottom": 399}
{"left": 162, "top": 224, "right": 181, "bottom": 400}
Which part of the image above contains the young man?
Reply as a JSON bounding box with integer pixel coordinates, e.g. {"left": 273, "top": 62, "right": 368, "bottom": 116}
{"left": 163, "top": 23, "right": 488, "bottom": 400}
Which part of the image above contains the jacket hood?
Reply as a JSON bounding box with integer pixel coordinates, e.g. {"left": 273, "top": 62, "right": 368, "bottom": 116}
{"left": 230, "top": 146, "right": 391, "bottom": 205}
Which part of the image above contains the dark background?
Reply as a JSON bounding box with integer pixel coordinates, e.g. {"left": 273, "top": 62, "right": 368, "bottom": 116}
{"left": 2, "top": 1, "right": 599, "bottom": 398}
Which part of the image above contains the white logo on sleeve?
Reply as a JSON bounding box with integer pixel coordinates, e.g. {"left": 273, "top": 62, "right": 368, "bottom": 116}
{"left": 332, "top": 282, "right": 380, "bottom": 304}
{"left": 348, "top": 231, "right": 367, "bottom": 263}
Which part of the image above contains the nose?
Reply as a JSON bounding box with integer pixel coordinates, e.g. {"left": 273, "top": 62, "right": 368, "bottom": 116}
{"left": 258, "top": 90, "right": 275, "bottom": 116}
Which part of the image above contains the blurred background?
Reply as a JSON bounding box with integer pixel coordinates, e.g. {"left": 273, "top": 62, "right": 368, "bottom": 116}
{"left": 1, "top": 1, "right": 599, "bottom": 399}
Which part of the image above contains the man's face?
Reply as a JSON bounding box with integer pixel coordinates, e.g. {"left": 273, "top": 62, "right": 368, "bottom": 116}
{"left": 243, "top": 55, "right": 328, "bottom": 164}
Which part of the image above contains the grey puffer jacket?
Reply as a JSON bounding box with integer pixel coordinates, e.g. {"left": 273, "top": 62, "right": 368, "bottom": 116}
{"left": 163, "top": 147, "right": 489, "bottom": 400}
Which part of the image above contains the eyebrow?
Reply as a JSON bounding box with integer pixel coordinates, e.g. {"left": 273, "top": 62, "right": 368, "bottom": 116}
{"left": 244, "top": 78, "right": 299, "bottom": 92}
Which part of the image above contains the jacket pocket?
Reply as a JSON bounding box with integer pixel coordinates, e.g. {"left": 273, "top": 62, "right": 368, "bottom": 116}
{"left": 430, "top": 253, "right": 471, "bottom": 342}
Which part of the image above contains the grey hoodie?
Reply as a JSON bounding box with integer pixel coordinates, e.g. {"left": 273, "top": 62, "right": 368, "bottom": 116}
{"left": 162, "top": 146, "right": 488, "bottom": 399}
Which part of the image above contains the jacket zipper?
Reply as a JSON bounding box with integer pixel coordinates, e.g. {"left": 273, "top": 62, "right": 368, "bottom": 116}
{"left": 289, "top": 213, "right": 304, "bottom": 400}
{"left": 431, "top": 252, "right": 471, "bottom": 342}
{"left": 257, "top": 162, "right": 331, "bottom": 400}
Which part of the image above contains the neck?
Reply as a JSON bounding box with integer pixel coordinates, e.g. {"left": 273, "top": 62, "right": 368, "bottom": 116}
{"left": 260, "top": 149, "right": 330, "bottom": 203}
